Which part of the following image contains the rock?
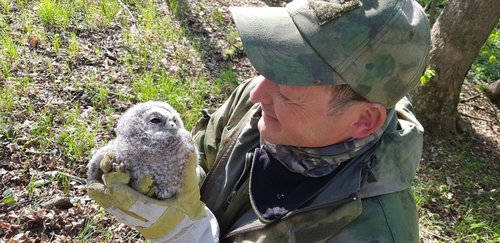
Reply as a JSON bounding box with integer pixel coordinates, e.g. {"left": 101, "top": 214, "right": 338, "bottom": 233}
{"left": 485, "top": 79, "right": 500, "bottom": 106}
{"left": 456, "top": 117, "right": 474, "bottom": 135}
{"left": 41, "top": 196, "right": 73, "bottom": 210}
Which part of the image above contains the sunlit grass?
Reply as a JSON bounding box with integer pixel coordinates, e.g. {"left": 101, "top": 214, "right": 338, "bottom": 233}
{"left": 414, "top": 139, "right": 500, "bottom": 242}
{"left": 0, "top": 85, "right": 17, "bottom": 113}
{"left": 50, "top": 33, "right": 61, "bottom": 53}
{"left": 0, "top": 0, "right": 11, "bottom": 13}
{"left": 38, "top": 0, "right": 71, "bottom": 28}
{"left": 16, "top": 0, "right": 28, "bottom": 8}
{"left": 68, "top": 32, "right": 80, "bottom": 57}
{"left": 57, "top": 105, "right": 98, "bottom": 164}
{"left": 85, "top": 0, "right": 122, "bottom": 28}
{"left": 1, "top": 34, "right": 19, "bottom": 61}
{"left": 76, "top": 218, "right": 96, "bottom": 242}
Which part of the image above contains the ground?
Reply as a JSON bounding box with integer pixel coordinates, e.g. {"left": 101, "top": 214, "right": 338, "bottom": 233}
{"left": 0, "top": 0, "right": 498, "bottom": 242}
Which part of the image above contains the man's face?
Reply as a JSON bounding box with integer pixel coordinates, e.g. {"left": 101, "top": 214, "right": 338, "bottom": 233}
{"left": 250, "top": 76, "right": 365, "bottom": 147}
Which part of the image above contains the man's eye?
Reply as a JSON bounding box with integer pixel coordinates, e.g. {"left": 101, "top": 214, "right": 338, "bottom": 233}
{"left": 278, "top": 92, "right": 291, "bottom": 101}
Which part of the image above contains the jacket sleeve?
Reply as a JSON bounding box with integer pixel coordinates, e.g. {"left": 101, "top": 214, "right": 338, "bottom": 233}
{"left": 192, "top": 77, "right": 259, "bottom": 173}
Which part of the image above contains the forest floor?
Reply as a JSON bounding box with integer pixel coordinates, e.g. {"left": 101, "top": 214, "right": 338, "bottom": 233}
{"left": 0, "top": 0, "right": 498, "bottom": 242}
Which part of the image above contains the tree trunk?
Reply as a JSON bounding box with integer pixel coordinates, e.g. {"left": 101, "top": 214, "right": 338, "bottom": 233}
{"left": 412, "top": 0, "right": 500, "bottom": 137}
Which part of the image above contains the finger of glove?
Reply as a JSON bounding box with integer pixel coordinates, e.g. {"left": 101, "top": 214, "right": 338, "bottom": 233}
{"left": 99, "top": 152, "right": 116, "bottom": 173}
{"left": 130, "top": 175, "right": 155, "bottom": 197}
{"left": 87, "top": 182, "right": 113, "bottom": 208}
{"left": 102, "top": 170, "right": 130, "bottom": 186}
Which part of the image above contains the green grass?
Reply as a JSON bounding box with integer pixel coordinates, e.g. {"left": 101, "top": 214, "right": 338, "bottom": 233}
{"left": 0, "top": 33, "right": 18, "bottom": 78}
{"left": 50, "top": 33, "right": 61, "bottom": 53}
{"left": 413, "top": 138, "right": 500, "bottom": 242}
{"left": 76, "top": 218, "right": 96, "bottom": 242}
{"left": 38, "top": 0, "right": 71, "bottom": 28}
{"left": 67, "top": 32, "right": 80, "bottom": 56}
{"left": 0, "top": 0, "right": 11, "bottom": 13}
{"left": 57, "top": 105, "right": 98, "bottom": 164}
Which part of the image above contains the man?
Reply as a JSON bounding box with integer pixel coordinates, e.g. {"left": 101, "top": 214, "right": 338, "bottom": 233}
{"left": 87, "top": 0, "right": 430, "bottom": 241}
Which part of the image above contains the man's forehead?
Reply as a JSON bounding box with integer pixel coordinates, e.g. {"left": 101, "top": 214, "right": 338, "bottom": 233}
{"left": 278, "top": 83, "right": 333, "bottom": 98}
{"left": 278, "top": 83, "right": 331, "bottom": 91}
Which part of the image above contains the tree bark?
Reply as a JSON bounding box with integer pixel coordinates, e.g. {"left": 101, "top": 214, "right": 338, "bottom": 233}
{"left": 412, "top": 0, "right": 500, "bottom": 137}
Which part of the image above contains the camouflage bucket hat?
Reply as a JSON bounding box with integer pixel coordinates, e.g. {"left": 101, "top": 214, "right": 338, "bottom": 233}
{"left": 230, "top": 0, "right": 430, "bottom": 107}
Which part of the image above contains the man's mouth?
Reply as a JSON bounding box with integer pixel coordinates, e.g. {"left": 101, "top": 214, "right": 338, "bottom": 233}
{"left": 262, "top": 110, "right": 278, "bottom": 123}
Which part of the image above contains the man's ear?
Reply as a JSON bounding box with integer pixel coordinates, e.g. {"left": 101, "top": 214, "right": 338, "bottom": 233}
{"left": 350, "top": 103, "right": 387, "bottom": 139}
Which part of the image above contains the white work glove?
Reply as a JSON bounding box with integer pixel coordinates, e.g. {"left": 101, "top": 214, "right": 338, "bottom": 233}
{"left": 86, "top": 152, "right": 219, "bottom": 242}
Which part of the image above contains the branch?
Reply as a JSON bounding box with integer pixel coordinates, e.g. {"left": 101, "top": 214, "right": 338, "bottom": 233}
{"left": 459, "top": 112, "right": 493, "bottom": 123}
{"left": 56, "top": 172, "right": 87, "bottom": 184}
{"left": 485, "top": 98, "right": 500, "bottom": 125}
{"left": 118, "top": 0, "right": 141, "bottom": 34}
{"left": 460, "top": 94, "right": 481, "bottom": 103}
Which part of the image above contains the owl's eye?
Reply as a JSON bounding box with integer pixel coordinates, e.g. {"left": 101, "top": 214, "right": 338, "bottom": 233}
{"left": 150, "top": 117, "right": 162, "bottom": 124}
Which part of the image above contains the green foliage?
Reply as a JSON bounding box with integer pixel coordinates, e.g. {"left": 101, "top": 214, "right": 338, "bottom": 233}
{"left": 68, "top": 32, "right": 80, "bottom": 57}
{"left": 16, "top": 0, "right": 28, "bottom": 8}
{"left": 215, "top": 69, "right": 239, "bottom": 90}
{"left": 1, "top": 34, "right": 19, "bottom": 61}
{"left": 54, "top": 172, "right": 72, "bottom": 194}
{"left": 100, "top": 0, "right": 120, "bottom": 23}
{"left": 27, "top": 176, "right": 50, "bottom": 199}
{"left": 420, "top": 68, "right": 436, "bottom": 85}
{"left": 77, "top": 218, "right": 96, "bottom": 242}
{"left": 0, "top": 30, "right": 19, "bottom": 79}
{"left": 1, "top": 188, "right": 16, "bottom": 206}
{"left": 469, "top": 26, "right": 500, "bottom": 83}
{"left": 414, "top": 138, "right": 499, "bottom": 242}
{"left": 211, "top": 6, "right": 225, "bottom": 25}
{"left": 167, "top": 0, "right": 182, "bottom": 17}
{"left": 223, "top": 28, "right": 243, "bottom": 60}
{"left": 416, "top": 0, "right": 449, "bottom": 24}
{"left": 57, "top": 106, "right": 97, "bottom": 164}
{"left": 50, "top": 33, "right": 61, "bottom": 53}
{"left": 0, "top": 0, "right": 11, "bottom": 13}
{"left": 0, "top": 86, "right": 16, "bottom": 112}
{"left": 38, "top": 0, "right": 71, "bottom": 28}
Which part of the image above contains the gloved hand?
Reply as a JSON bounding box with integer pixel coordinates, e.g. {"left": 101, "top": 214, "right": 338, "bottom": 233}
{"left": 87, "top": 152, "right": 219, "bottom": 242}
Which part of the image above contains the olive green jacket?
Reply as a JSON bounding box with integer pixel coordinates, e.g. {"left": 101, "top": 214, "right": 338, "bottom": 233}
{"left": 192, "top": 77, "right": 423, "bottom": 242}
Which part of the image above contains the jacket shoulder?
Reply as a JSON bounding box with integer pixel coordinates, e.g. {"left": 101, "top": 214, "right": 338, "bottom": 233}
{"left": 329, "top": 188, "right": 419, "bottom": 243}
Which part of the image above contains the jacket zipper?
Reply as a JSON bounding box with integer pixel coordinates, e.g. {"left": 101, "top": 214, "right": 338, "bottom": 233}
{"left": 200, "top": 129, "right": 243, "bottom": 199}
{"left": 223, "top": 151, "right": 253, "bottom": 210}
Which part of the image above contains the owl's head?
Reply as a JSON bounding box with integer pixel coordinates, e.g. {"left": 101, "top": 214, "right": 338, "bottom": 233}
{"left": 115, "top": 101, "right": 184, "bottom": 139}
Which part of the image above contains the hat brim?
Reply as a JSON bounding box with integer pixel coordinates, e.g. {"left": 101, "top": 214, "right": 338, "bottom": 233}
{"left": 230, "top": 7, "right": 345, "bottom": 86}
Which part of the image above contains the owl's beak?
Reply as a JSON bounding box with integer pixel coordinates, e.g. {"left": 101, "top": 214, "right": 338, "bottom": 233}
{"left": 166, "top": 121, "right": 177, "bottom": 130}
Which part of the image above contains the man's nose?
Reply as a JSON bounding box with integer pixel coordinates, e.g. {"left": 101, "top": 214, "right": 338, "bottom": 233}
{"left": 250, "top": 76, "right": 275, "bottom": 105}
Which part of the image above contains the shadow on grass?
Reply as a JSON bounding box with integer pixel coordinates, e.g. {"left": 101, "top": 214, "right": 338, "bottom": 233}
{"left": 415, "top": 132, "right": 499, "bottom": 242}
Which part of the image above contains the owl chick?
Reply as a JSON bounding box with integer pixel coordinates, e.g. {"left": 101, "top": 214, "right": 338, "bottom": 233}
{"left": 87, "top": 101, "right": 197, "bottom": 199}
